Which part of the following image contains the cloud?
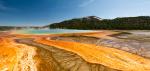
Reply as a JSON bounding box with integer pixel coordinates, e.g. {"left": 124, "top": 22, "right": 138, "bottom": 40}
{"left": 0, "top": 3, "right": 8, "bottom": 10}
{"left": 79, "top": 0, "right": 95, "bottom": 7}
{"left": 0, "top": 1, "right": 15, "bottom": 12}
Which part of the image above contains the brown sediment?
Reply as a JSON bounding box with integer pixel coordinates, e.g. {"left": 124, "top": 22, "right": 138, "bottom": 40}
{"left": 0, "top": 36, "right": 119, "bottom": 71}
{"left": 1, "top": 31, "right": 150, "bottom": 71}
{"left": 81, "top": 31, "right": 118, "bottom": 39}
{"left": 35, "top": 37, "right": 150, "bottom": 71}
{"left": 15, "top": 38, "right": 120, "bottom": 71}
{"left": 0, "top": 37, "right": 60, "bottom": 71}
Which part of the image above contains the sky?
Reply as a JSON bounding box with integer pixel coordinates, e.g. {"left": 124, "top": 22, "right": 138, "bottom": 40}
{"left": 0, "top": 0, "right": 150, "bottom": 26}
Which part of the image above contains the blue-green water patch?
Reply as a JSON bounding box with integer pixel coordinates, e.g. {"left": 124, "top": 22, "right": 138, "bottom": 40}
{"left": 15, "top": 29, "right": 95, "bottom": 35}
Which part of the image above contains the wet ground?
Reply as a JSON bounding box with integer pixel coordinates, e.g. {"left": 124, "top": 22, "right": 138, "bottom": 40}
{"left": 50, "top": 30, "right": 150, "bottom": 59}
{"left": 1, "top": 30, "right": 150, "bottom": 71}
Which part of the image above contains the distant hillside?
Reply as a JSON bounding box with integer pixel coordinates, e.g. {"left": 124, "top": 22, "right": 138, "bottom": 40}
{"left": 0, "top": 26, "right": 18, "bottom": 31}
{"left": 49, "top": 16, "right": 150, "bottom": 30}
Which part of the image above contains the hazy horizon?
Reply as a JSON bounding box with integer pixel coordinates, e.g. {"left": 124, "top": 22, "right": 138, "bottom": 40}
{"left": 0, "top": 0, "right": 150, "bottom": 26}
